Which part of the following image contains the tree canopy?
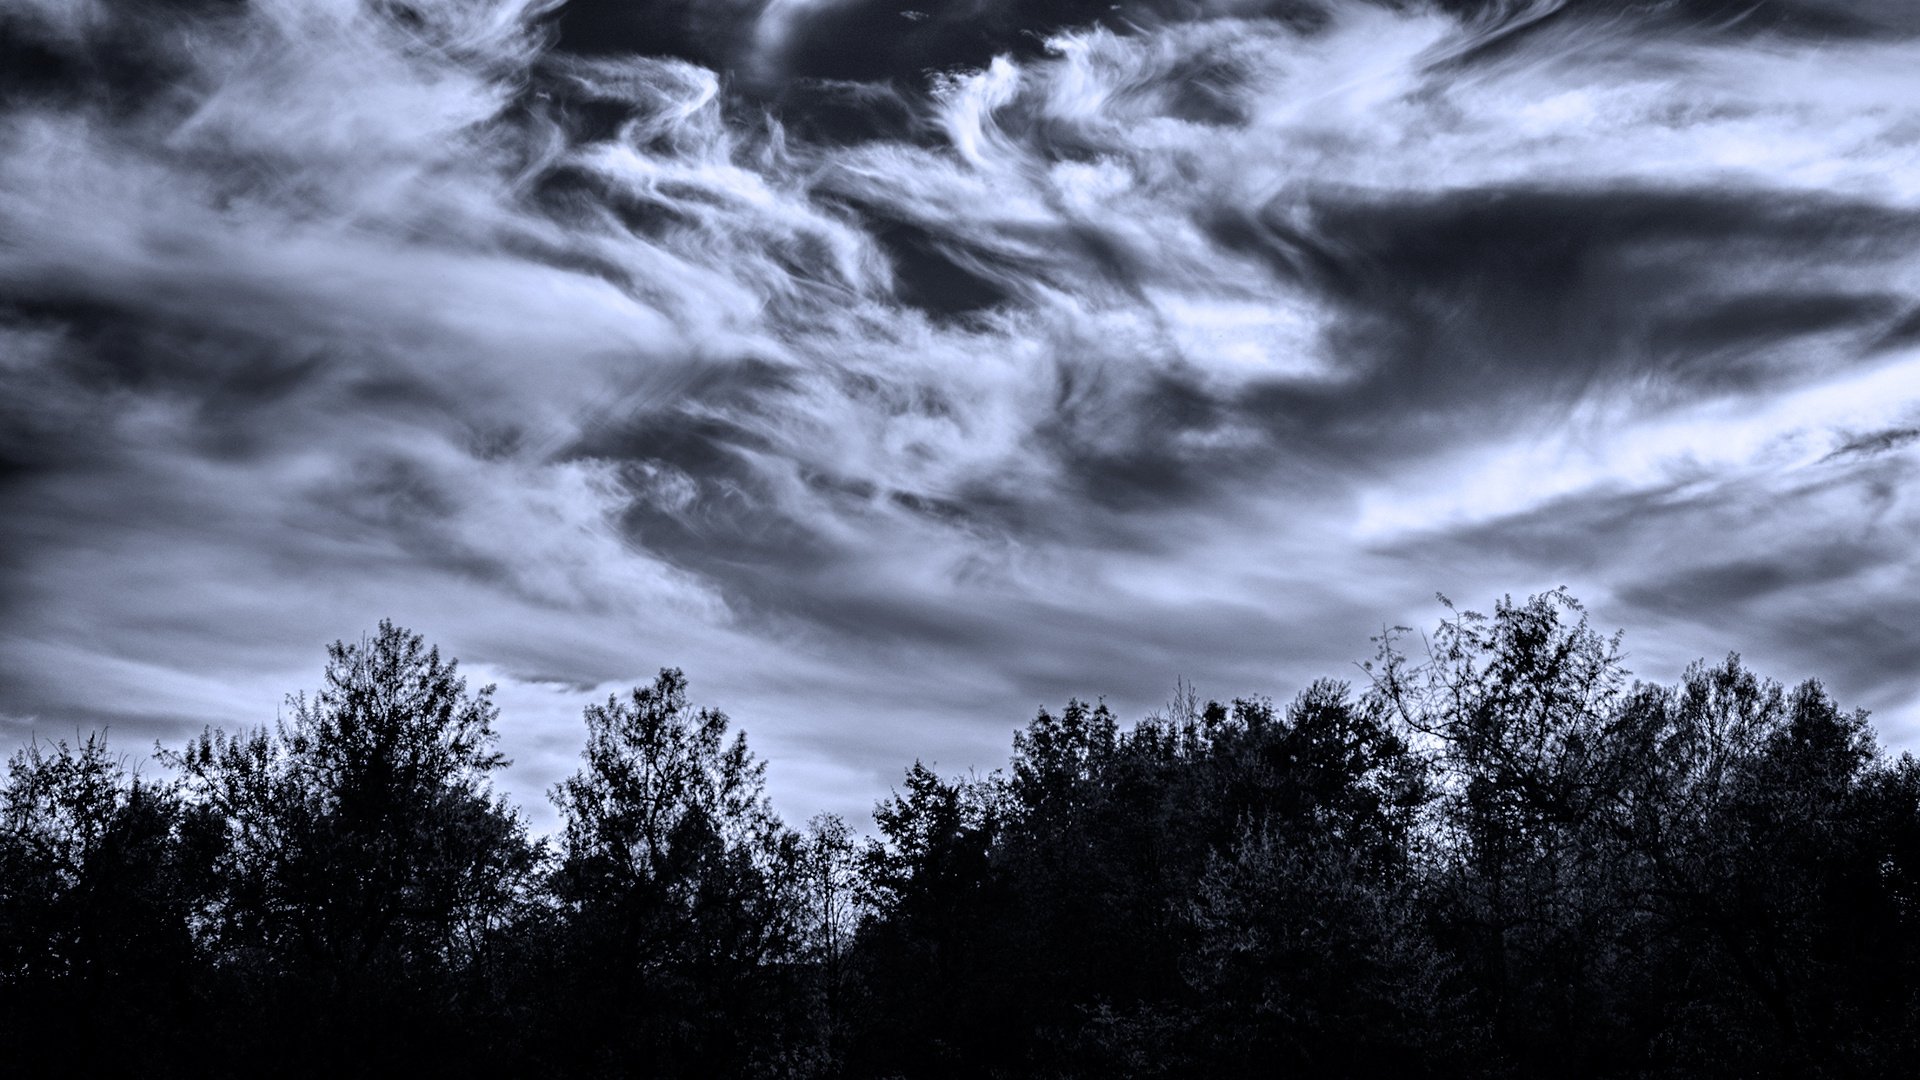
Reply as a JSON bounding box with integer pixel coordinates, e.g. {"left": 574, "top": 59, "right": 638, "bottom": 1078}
{"left": 3, "top": 593, "right": 1917, "bottom": 1078}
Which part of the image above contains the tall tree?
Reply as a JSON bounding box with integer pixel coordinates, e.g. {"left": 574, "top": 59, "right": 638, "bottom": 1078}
{"left": 544, "top": 668, "right": 801, "bottom": 1077}
{"left": 849, "top": 760, "right": 1010, "bottom": 1077}
{"left": 1368, "top": 590, "right": 1637, "bottom": 1072}
{"left": 163, "top": 621, "right": 537, "bottom": 1072}
{"left": 794, "top": 812, "right": 863, "bottom": 1074}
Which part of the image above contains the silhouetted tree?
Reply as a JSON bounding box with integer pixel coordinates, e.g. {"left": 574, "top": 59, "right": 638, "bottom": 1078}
{"left": 1645, "top": 666, "right": 1907, "bottom": 1078}
{"left": 0, "top": 733, "right": 207, "bottom": 1075}
{"left": 4, "top": 593, "right": 1916, "bottom": 1079}
{"left": 848, "top": 760, "right": 1009, "bottom": 1076}
{"left": 542, "top": 667, "right": 802, "bottom": 1077}
{"left": 796, "top": 811, "right": 863, "bottom": 1070}
{"left": 162, "top": 621, "right": 537, "bottom": 1074}
{"left": 1369, "top": 590, "right": 1637, "bottom": 1073}
{"left": 1173, "top": 682, "right": 1457, "bottom": 1078}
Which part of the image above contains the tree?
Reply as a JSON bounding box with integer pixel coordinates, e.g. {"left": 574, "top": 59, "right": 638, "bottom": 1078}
{"left": 794, "top": 812, "right": 863, "bottom": 1073}
{"left": 1368, "top": 590, "right": 1638, "bottom": 1073}
{"left": 162, "top": 621, "right": 537, "bottom": 1072}
{"left": 6, "top": 591, "right": 1916, "bottom": 1077}
{"left": 544, "top": 668, "right": 801, "bottom": 1077}
{"left": 801, "top": 812, "right": 861, "bottom": 970}
{"left": 849, "top": 761, "right": 1010, "bottom": 1077}
{"left": 1132, "top": 684, "right": 1453, "bottom": 1078}
{"left": 0, "top": 733, "right": 206, "bottom": 1075}
{"left": 1653, "top": 669, "right": 1895, "bottom": 1077}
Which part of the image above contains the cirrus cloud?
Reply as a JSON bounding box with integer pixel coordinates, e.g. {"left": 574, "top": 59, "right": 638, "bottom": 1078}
{"left": 4, "top": 0, "right": 1918, "bottom": 829}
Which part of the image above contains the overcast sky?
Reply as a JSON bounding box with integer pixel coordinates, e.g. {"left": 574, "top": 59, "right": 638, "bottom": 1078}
{"left": 4, "top": 0, "right": 1918, "bottom": 831}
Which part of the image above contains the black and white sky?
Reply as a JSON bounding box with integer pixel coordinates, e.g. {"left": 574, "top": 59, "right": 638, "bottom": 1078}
{"left": 4, "top": 0, "right": 1918, "bottom": 827}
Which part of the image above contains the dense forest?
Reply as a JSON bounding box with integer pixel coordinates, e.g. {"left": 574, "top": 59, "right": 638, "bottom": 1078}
{"left": 3, "top": 590, "right": 1917, "bottom": 1078}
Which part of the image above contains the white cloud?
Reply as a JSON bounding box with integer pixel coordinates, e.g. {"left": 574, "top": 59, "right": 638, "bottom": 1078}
{"left": 6, "top": 0, "right": 1920, "bottom": 826}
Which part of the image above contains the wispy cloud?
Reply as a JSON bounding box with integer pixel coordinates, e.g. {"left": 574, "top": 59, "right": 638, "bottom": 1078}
{"left": 4, "top": 0, "right": 1918, "bottom": 827}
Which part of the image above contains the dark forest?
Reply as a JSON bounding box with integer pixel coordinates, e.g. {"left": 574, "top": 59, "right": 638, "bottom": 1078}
{"left": 4, "top": 590, "right": 1916, "bottom": 1077}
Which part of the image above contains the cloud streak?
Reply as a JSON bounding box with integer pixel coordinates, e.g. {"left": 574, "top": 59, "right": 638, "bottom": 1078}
{"left": 4, "top": 0, "right": 1918, "bottom": 827}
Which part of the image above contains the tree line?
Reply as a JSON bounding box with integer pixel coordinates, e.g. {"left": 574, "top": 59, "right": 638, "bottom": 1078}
{"left": 3, "top": 591, "right": 1917, "bottom": 1077}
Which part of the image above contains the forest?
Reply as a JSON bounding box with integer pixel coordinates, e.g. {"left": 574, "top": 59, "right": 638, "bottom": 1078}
{"left": 3, "top": 590, "right": 1917, "bottom": 1078}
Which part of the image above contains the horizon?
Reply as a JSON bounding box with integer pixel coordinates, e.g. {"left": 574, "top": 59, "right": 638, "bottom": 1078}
{"left": 5, "top": 0, "right": 1919, "bottom": 834}
{"left": 5, "top": 590, "right": 1900, "bottom": 839}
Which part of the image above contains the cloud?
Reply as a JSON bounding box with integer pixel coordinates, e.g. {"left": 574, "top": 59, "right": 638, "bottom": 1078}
{"left": 5, "top": 0, "right": 1920, "bottom": 826}
{"left": 1826, "top": 425, "right": 1920, "bottom": 462}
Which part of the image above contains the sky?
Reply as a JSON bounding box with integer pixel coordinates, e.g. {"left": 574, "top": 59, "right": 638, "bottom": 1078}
{"left": 3, "top": 0, "right": 1918, "bottom": 832}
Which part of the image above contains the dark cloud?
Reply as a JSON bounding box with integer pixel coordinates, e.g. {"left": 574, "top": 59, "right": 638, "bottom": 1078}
{"left": 1826, "top": 427, "right": 1920, "bottom": 462}
{"left": 1437, "top": 0, "right": 1920, "bottom": 44}
{"left": 1191, "top": 187, "right": 1920, "bottom": 476}
{"left": 551, "top": 0, "right": 751, "bottom": 64}
{"left": 0, "top": 1, "right": 238, "bottom": 115}
{"left": 552, "top": 0, "right": 1326, "bottom": 88}
{"left": 0, "top": 702, "right": 216, "bottom": 756}
{"left": 1647, "top": 291, "right": 1903, "bottom": 357}
{"left": 859, "top": 212, "right": 1020, "bottom": 317}
{"left": 1298, "top": 186, "right": 1914, "bottom": 391}
{"left": 765, "top": 1, "right": 1180, "bottom": 84}
{"left": 766, "top": 78, "right": 926, "bottom": 146}
{"left": 1871, "top": 307, "right": 1920, "bottom": 353}
{"left": 1616, "top": 545, "right": 1888, "bottom": 617}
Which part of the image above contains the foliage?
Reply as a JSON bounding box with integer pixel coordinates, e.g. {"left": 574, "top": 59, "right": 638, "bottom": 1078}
{"left": 541, "top": 667, "right": 802, "bottom": 1077}
{"left": 3, "top": 595, "right": 1918, "bottom": 1078}
{"left": 158, "top": 620, "right": 537, "bottom": 1074}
